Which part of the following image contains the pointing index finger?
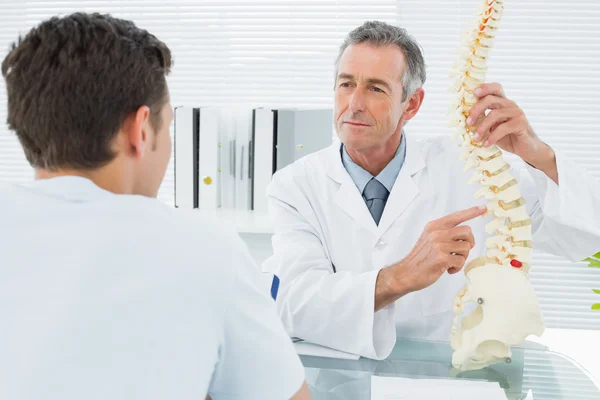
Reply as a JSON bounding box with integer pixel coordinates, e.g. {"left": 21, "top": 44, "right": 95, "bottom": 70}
{"left": 435, "top": 205, "right": 487, "bottom": 228}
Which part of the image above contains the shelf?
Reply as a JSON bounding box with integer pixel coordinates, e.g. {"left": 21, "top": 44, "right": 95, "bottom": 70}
{"left": 195, "top": 208, "right": 274, "bottom": 234}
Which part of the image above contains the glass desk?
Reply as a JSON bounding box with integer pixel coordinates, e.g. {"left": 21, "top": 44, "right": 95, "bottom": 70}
{"left": 300, "top": 340, "right": 600, "bottom": 399}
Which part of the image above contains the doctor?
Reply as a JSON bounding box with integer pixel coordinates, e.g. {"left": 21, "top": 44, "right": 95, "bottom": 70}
{"left": 264, "top": 20, "right": 600, "bottom": 360}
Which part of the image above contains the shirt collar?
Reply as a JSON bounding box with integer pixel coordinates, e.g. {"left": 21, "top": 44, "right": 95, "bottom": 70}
{"left": 341, "top": 147, "right": 373, "bottom": 194}
{"left": 341, "top": 133, "right": 407, "bottom": 194}
{"left": 19, "top": 175, "right": 112, "bottom": 203}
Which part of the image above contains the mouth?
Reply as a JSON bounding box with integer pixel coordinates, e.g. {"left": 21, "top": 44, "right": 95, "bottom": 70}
{"left": 343, "top": 121, "right": 370, "bottom": 127}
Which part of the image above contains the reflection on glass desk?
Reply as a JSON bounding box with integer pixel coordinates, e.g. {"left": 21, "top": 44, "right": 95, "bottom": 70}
{"left": 299, "top": 339, "right": 600, "bottom": 400}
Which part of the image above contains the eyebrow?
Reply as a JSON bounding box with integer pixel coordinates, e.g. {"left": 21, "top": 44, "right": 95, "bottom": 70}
{"left": 337, "top": 73, "right": 392, "bottom": 92}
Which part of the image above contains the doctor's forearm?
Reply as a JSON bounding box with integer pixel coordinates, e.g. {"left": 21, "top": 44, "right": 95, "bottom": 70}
{"left": 374, "top": 263, "right": 413, "bottom": 312}
{"left": 524, "top": 143, "right": 558, "bottom": 185}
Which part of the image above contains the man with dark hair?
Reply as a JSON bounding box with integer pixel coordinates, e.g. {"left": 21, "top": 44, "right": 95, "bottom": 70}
{"left": 0, "top": 13, "right": 310, "bottom": 400}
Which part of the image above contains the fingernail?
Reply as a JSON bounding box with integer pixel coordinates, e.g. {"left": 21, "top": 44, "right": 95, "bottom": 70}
{"left": 478, "top": 205, "right": 487, "bottom": 211}
{"left": 466, "top": 117, "right": 473, "bottom": 125}
{"left": 474, "top": 132, "right": 481, "bottom": 141}
{"left": 483, "top": 140, "right": 490, "bottom": 147}
{"left": 474, "top": 88, "right": 482, "bottom": 96}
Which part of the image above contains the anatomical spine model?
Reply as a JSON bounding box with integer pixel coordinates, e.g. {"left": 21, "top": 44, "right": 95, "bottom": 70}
{"left": 447, "top": 0, "right": 545, "bottom": 371}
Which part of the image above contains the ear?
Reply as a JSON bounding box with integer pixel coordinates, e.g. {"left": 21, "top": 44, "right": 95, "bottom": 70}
{"left": 122, "top": 105, "right": 152, "bottom": 159}
{"left": 401, "top": 88, "right": 425, "bottom": 122}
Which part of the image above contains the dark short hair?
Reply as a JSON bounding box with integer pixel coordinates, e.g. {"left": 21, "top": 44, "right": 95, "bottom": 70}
{"left": 1, "top": 12, "right": 173, "bottom": 170}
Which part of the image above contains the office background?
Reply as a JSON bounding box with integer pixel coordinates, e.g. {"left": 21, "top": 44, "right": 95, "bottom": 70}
{"left": 1, "top": 0, "right": 599, "bottom": 379}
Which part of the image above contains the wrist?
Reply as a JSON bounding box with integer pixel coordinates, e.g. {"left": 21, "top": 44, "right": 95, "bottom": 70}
{"left": 380, "top": 261, "right": 415, "bottom": 296}
{"left": 525, "top": 142, "right": 555, "bottom": 171}
{"left": 374, "top": 262, "right": 413, "bottom": 312}
{"left": 524, "top": 142, "right": 559, "bottom": 184}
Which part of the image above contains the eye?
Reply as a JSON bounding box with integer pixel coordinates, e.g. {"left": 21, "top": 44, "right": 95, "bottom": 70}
{"left": 339, "top": 82, "right": 351, "bottom": 88}
{"left": 370, "top": 86, "right": 384, "bottom": 93}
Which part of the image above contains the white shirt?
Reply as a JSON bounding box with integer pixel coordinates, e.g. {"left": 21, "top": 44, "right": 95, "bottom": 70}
{"left": 0, "top": 176, "right": 304, "bottom": 400}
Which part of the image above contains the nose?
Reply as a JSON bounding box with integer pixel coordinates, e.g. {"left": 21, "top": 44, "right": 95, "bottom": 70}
{"left": 349, "top": 88, "right": 365, "bottom": 113}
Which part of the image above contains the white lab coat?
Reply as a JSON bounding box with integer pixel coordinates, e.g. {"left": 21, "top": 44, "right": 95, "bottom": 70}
{"left": 263, "top": 134, "right": 600, "bottom": 360}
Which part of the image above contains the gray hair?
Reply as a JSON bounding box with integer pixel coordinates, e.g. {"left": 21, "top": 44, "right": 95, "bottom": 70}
{"left": 334, "top": 21, "right": 427, "bottom": 101}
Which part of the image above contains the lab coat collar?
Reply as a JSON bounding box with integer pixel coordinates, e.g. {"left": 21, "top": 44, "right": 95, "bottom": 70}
{"left": 325, "top": 134, "right": 426, "bottom": 236}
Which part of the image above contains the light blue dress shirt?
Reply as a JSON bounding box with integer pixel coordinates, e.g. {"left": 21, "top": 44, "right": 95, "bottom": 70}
{"left": 341, "top": 134, "right": 407, "bottom": 197}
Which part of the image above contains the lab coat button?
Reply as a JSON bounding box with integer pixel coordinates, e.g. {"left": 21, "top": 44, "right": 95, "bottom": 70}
{"left": 375, "top": 240, "right": 387, "bottom": 249}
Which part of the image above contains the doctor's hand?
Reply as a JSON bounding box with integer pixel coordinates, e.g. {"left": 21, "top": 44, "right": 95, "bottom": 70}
{"left": 400, "top": 205, "right": 486, "bottom": 290}
{"left": 374, "top": 206, "right": 486, "bottom": 312}
{"left": 467, "top": 82, "right": 558, "bottom": 183}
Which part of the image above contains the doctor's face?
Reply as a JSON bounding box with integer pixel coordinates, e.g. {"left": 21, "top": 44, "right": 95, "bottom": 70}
{"left": 334, "top": 43, "right": 407, "bottom": 152}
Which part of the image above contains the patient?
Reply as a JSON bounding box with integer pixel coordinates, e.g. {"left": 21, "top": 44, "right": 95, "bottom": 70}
{"left": 0, "top": 12, "right": 310, "bottom": 400}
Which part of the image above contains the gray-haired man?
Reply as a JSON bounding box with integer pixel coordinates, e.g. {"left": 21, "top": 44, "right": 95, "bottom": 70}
{"left": 263, "top": 21, "right": 600, "bottom": 359}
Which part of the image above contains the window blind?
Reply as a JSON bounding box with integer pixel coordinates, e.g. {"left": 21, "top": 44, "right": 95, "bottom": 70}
{"left": 0, "top": 4, "right": 26, "bottom": 184}
{"left": 397, "top": 0, "right": 600, "bottom": 330}
{"left": 1, "top": 0, "right": 598, "bottom": 330}
{"left": 0, "top": 0, "right": 397, "bottom": 203}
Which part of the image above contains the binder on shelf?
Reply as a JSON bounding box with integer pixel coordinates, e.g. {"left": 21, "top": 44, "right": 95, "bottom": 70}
{"left": 250, "top": 107, "right": 333, "bottom": 212}
{"left": 197, "top": 107, "right": 220, "bottom": 210}
{"left": 251, "top": 108, "right": 276, "bottom": 213}
{"left": 233, "top": 108, "right": 253, "bottom": 211}
{"left": 218, "top": 108, "right": 236, "bottom": 210}
{"left": 174, "top": 106, "right": 220, "bottom": 210}
{"left": 174, "top": 106, "right": 332, "bottom": 213}
{"left": 275, "top": 108, "right": 333, "bottom": 171}
{"left": 174, "top": 106, "right": 198, "bottom": 209}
